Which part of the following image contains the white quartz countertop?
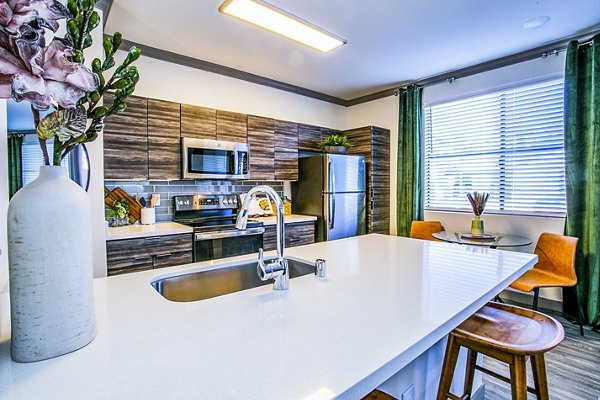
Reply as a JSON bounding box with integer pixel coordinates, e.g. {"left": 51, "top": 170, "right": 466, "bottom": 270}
{"left": 254, "top": 214, "right": 317, "bottom": 226}
{"left": 106, "top": 222, "right": 193, "bottom": 241}
{"left": 0, "top": 234, "right": 536, "bottom": 400}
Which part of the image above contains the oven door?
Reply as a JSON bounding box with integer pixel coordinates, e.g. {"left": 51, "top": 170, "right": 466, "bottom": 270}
{"left": 193, "top": 227, "right": 264, "bottom": 262}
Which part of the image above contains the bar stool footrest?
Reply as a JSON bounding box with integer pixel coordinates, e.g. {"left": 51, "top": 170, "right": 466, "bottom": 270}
{"left": 475, "top": 364, "right": 538, "bottom": 395}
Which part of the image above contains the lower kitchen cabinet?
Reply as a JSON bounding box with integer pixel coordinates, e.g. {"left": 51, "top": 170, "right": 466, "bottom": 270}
{"left": 263, "top": 221, "right": 316, "bottom": 251}
{"left": 106, "top": 234, "right": 193, "bottom": 276}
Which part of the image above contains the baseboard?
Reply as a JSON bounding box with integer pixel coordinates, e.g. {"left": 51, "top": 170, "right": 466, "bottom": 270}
{"left": 472, "top": 383, "right": 485, "bottom": 400}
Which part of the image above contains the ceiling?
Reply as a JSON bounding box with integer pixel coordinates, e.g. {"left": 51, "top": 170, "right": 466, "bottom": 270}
{"left": 104, "top": 0, "right": 600, "bottom": 101}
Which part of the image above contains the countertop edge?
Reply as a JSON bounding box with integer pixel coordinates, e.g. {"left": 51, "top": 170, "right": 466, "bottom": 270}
{"left": 106, "top": 222, "right": 193, "bottom": 241}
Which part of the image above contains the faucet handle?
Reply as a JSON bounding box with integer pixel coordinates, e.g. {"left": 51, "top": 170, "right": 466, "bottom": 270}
{"left": 256, "top": 248, "right": 268, "bottom": 280}
{"left": 258, "top": 248, "right": 264, "bottom": 262}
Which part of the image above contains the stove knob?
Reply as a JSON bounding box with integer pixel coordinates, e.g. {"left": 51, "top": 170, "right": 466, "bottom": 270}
{"left": 227, "top": 198, "right": 233, "bottom": 204}
{"left": 222, "top": 199, "right": 227, "bottom": 205}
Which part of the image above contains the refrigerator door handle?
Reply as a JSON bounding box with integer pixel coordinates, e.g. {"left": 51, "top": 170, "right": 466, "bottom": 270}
{"left": 331, "top": 193, "right": 336, "bottom": 229}
{"left": 330, "top": 161, "right": 336, "bottom": 229}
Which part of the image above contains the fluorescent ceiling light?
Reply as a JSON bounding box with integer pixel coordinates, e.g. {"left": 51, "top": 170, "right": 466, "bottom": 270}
{"left": 219, "top": 0, "right": 346, "bottom": 53}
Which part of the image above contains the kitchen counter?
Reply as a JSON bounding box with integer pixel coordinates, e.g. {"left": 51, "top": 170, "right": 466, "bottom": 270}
{"left": 106, "top": 222, "right": 193, "bottom": 241}
{"left": 254, "top": 214, "right": 317, "bottom": 226}
{"left": 0, "top": 234, "right": 536, "bottom": 399}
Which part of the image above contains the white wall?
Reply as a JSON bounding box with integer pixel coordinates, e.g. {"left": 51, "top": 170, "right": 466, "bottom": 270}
{"left": 0, "top": 100, "right": 9, "bottom": 335}
{"left": 118, "top": 53, "right": 347, "bottom": 130}
{"left": 347, "top": 54, "right": 568, "bottom": 304}
{"left": 88, "top": 12, "right": 108, "bottom": 278}
{"left": 346, "top": 96, "right": 399, "bottom": 234}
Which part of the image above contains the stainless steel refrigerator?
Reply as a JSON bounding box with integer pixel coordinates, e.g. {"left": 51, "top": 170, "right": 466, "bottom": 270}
{"left": 292, "top": 154, "right": 366, "bottom": 242}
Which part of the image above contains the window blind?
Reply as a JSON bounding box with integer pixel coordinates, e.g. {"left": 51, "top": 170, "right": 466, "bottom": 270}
{"left": 424, "top": 79, "right": 566, "bottom": 216}
{"left": 22, "top": 137, "right": 69, "bottom": 186}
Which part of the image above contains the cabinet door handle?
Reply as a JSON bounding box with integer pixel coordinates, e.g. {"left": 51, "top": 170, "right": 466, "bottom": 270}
{"left": 155, "top": 252, "right": 172, "bottom": 258}
{"left": 144, "top": 236, "right": 163, "bottom": 241}
{"left": 133, "top": 256, "right": 152, "bottom": 262}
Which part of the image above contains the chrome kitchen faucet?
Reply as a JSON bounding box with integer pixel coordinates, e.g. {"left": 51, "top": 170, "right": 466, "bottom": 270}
{"left": 236, "top": 186, "right": 289, "bottom": 290}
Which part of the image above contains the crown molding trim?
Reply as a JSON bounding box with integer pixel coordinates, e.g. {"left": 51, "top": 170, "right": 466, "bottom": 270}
{"left": 347, "top": 26, "right": 600, "bottom": 106}
{"left": 97, "top": 0, "right": 114, "bottom": 27}
{"left": 109, "top": 26, "right": 600, "bottom": 108}
{"left": 119, "top": 38, "right": 348, "bottom": 106}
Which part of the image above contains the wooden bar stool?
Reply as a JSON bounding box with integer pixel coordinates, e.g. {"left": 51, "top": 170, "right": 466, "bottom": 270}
{"left": 437, "top": 302, "right": 564, "bottom": 400}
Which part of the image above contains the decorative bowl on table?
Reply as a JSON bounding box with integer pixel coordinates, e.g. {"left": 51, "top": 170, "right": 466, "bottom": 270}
{"left": 461, "top": 233, "right": 496, "bottom": 241}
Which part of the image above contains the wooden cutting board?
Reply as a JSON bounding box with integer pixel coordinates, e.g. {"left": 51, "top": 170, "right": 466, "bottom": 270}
{"left": 104, "top": 186, "right": 142, "bottom": 224}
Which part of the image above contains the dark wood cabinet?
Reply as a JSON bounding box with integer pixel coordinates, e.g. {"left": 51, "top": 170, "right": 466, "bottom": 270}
{"left": 370, "top": 127, "right": 391, "bottom": 234}
{"left": 298, "top": 124, "right": 342, "bottom": 153}
{"left": 274, "top": 120, "right": 299, "bottom": 181}
{"left": 344, "top": 126, "right": 391, "bottom": 234}
{"left": 103, "top": 93, "right": 351, "bottom": 184}
{"left": 298, "top": 123, "right": 322, "bottom": 152}
{"left": 247, "top": 115, "right": 275, "bottom": 180}
{"left": 148, "top": 99, "right": 181, "bottom": 180}
{"left": 263, "top": 221, "right": 316, "bottom": 251}
{"left": 106, "top": 234, "right": 193, "bottom": 276}
{"left": 180, "top": 103, "right": 216, "bottom": 140}
{"left": 217, "top": 110, "right": 247, "bottom": 142}
{"left": 103, "top": 93, "right": 148, "bottom": 180}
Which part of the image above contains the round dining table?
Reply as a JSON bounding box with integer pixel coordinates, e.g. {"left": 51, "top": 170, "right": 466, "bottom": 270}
{"left": 432, "top": 231, "right": 532, "bottom": 249}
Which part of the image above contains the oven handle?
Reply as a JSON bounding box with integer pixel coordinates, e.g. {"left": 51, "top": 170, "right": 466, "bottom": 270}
{"left": 195, "top": 227, "right": 265, "bottom": 241}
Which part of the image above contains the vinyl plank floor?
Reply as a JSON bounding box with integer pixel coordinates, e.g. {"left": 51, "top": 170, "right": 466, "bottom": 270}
{"left": 482, "top": 313, "right": 600, "bottom": 400}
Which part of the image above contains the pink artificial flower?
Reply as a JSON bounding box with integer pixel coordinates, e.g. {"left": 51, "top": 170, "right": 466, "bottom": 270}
{"left": 0, "top": 8, "right": 98, "bottom": 110}
{"left": 1, "top": 0, "right": 68, "bottom": 33}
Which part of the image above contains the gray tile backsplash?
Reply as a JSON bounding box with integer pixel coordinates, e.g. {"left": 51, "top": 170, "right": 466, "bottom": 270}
{"left": 105, "top": 180, "right": 284, "bottom": 222}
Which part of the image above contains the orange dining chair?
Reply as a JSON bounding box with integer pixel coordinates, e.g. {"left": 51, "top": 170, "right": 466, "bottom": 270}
{"left": 410, "top": 220, "right": 443, "bottom": 241}
{"left": 509, "top": 232, "right": 585, "bottom": 336}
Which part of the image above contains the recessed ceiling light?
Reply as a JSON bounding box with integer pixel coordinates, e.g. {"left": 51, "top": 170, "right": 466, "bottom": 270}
{"left": 219, "top": 0, "right": 346, "bottom": 53}
{"left": 522, "top": 16, "right": 551, "bottom": 30}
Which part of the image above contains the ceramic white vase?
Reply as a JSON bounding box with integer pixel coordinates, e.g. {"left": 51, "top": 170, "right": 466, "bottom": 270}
{"left": 7, "top": 165, "right": 96, "bottom": 362}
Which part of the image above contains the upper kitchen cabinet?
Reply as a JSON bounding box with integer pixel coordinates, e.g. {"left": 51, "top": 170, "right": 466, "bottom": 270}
{"left": 181, "top": 104, "right": 217, "bottom": 140}
{"left": 247, "top": 115, "right": 275, "bottom": 180}
{"left": 103, "top": 93, "right": 149, "bottom": 180}
{"left": 217, "top": 110, "right": 247, "bottom": 143}
{"left": 298, "top": 123, "right": 322, "bottom": 152}
{"left": 274, "top": 120, "right": 299, "bottom": 181}
{"left": 148, "top": 99, "right": 181, "bottom": 180}
{"left": 298, "top": 124, "right": 342, "bottom": 153}
{"left": 344, "top": 126, "right": 391, "bottom": 234}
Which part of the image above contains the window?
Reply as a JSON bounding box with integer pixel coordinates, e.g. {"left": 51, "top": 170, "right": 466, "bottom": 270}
{"left": 21, "top": 135, "right": 74, "bottom": 186}
{"left": 424, "top": 79, "right": 566, "bottom": 216}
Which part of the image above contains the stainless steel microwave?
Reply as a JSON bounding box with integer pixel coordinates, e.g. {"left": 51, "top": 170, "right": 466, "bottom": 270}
{"left": 182, "top": 138, "right": 250, "bottom": 180}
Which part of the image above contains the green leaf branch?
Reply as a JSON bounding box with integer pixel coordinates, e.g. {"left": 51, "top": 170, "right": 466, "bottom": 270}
{"left": 50, "top": 0, "right": 141, "bottom": 164}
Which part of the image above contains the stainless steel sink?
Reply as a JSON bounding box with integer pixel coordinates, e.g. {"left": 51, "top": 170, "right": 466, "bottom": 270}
{"left": 151, "top": 258, "right": 315, "bottom": 302}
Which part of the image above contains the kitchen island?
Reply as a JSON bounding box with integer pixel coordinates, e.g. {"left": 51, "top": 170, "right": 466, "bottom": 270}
{"left": 0, "top": 234, "right": 536, "bottom": 399}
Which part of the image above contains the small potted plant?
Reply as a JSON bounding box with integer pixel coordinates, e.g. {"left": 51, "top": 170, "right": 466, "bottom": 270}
{"left": 321, "top": 134, "right": 352, "bottom": 154}
{"left": 106, "top": 199, "right": 130, "bottom": 227}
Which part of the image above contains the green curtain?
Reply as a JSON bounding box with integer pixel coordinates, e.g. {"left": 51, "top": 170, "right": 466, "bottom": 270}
{"left": 7, "top": 134, "right": 24, "bottom": 198}
{"left": 564, "top": 34, "right": 600, "bottom": 328}
{"left": 397, "top": 85, "right": 423, "bottom": 237}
